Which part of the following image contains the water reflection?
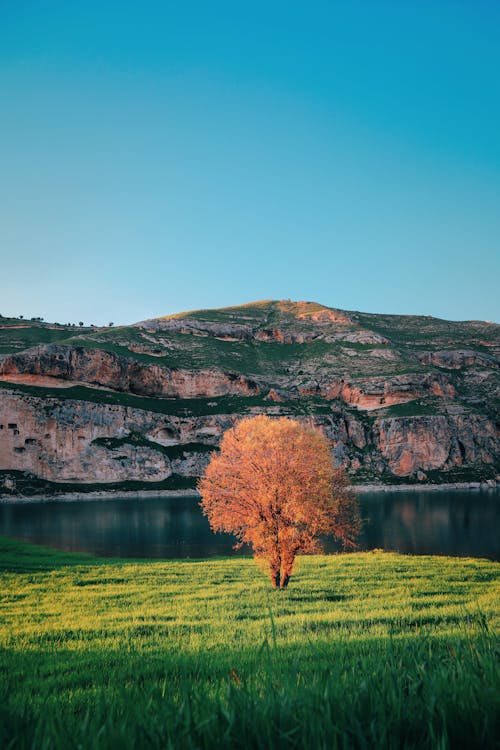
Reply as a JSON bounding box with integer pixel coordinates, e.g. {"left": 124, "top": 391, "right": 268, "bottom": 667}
{"left": 353, "top": 490, "right": 499, "bottom": 560}
{"left": 0, "top": 490, "right": 498, "bottom": 561}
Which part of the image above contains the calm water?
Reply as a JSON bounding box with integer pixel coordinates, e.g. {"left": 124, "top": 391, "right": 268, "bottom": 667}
{"left": 0, "top": 490, "right": 498, "bottom": 561}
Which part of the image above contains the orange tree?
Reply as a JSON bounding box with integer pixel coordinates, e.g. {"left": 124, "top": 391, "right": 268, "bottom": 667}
{"left": 198, "top": 415, "right": 361, "bottom": 588}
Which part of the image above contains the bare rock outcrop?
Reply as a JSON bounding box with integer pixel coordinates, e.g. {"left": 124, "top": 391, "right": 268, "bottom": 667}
{"left": 374, "top": 414, "right": 499, "bottom": 476}
{"left": 290, "top": 302, "right": 352, "bottom": 324}
{"left": 138, "top": 318, "right": 254, "bottom": 341}
{"left": 321, "top": 372, "right": 455, "bottom": 410}
{"left": 324, "top": 331, "right": 389, "bottom": 345}
{"left": 0, "top": 345, "right": 261, "bottom": 399}
{"left": 0, "top": 391, "right": 232, "bottom": 483}
{"left": 254, "top": 328, "right": 321, "bottom": 344}
{"left": 416, "top": 349, "right": 498, "bottom": 369}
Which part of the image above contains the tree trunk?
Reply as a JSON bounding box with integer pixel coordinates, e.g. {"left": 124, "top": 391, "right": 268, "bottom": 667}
{"left": 280, "top": 551, "right": 295, "bottom": 589}
{"left": 280, "top": 573, "right": 290, "bottom": 589}
{"left": 270, "top": 552, "right": 281, "bottom": 589}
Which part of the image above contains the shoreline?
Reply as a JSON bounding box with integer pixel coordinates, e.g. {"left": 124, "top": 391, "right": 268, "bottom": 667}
{"left": 0, "top": 489, "right": 199, "bottom": 504}
{"left": 352, "top": 481, "right": 498, "bottom": 493}
{"left": 0, "top": 481, "right": 497, "bottom": 504}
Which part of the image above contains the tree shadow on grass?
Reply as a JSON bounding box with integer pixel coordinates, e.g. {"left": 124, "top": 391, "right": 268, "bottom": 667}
{"left": 0, "top": 535, "right": 109, "bottom": 573}
{"left": 287, "top": 591, "right": 350, "bottom": 603}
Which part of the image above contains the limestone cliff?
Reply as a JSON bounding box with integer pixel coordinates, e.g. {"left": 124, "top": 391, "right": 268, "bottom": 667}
{"left": 0, "top": 300, "right": 498, "bottom": 495}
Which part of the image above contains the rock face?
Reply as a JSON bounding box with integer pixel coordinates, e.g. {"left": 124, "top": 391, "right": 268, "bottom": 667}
{"left": 0, "top": 299, "right": 498, "bottom": 493}
{"left": 1, "top": 390, "right": 497, "bottom": 486}
{"left": 139, "top": 318, "right": 254, "bottom": 341}
{"left": 0, "top": 391, "right": 229, "bottom": 483}
{"left": 0, "top": 345, "right": 260, "bottom": 398}
{"left": 375, "top": 415, "right": 497, "bottom": 476}
{"left": 321, "top": 373, "right": 455, "bottom": 410}
{"left": 416, "top": 350, "right": 498, "bottom": 370}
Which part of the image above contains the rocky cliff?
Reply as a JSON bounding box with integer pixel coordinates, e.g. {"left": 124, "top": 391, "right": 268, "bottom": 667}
{"left": 0, "top": 300, "right": 498, "bottom": 496}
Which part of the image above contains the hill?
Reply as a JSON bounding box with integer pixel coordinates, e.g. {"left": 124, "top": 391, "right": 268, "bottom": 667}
{"left": 0, "top": 300, "right": 498, "bottom": 495}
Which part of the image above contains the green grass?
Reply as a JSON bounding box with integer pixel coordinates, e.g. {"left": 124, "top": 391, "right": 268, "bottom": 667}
{"left": 354, "top": 311, "right": 499, "bottom": 349}
{"left": 68, "top": 328, "right": 371, "bottom": 376}
{"left": 91, "top": 433, "right": 217, "bottom": 459}
{"left": 420, "top": 464, "right": 500, "bottom": 485}
{"left": 58, "top": 313, "right": 430, "bottom": 379}
{"left": 375, "top": 398, "right": 448, "bottom": 418}
{"left": 0, "top": 321, "right": 76, "bottom": 353}
{"left": 0, "top": 379, "right": 338, "bottom": 418}
{"left": 158, "top": 299, "right": 275, "bottom": 322}
{"left": 0, "top": 536, "right": 498, "bottom": 749}
{"left": 0, "top": 470, "right": 198, "bottom": 496}
{"left": 350, "top": 463, "right": 500, "bottom": 486}
{"left": 0, "top": 379, "right": 272, "bottom": 416}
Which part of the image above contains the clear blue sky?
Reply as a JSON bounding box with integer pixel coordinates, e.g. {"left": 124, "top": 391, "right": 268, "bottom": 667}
{"left": 1, "top": 0, "right": 499, "bottom": 325}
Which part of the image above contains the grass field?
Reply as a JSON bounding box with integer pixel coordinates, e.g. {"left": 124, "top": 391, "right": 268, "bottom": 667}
{"left": 0, "top": 536, "right": 499, "bottom": 749}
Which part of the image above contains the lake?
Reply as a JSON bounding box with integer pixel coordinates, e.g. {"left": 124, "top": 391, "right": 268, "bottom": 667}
{"left": 0, "top": 489, "right": 498, "bottom": 561}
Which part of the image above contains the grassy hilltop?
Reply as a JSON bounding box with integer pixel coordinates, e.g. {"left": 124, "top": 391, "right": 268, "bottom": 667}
{"left": 0, "top": 536, "right": 498, "bottom": 749}
{"left": 2, "top": 300, "right": 498, "bottom": 382}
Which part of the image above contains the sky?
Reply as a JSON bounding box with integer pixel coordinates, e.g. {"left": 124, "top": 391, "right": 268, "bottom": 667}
{"left": 1, "top": 0, "right": 499, "bottom": 325}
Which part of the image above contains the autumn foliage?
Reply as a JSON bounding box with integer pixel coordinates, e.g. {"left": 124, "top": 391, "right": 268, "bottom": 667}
{"left": 198, "top": 415, "right": 361, "bottom": 588}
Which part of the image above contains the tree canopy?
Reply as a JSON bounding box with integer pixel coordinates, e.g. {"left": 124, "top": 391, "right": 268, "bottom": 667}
{"left": 198, "top": 415, "right": 360, "bottom": 588}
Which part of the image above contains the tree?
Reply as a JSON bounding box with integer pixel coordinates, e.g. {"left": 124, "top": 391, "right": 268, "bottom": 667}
{"left": 198, "top": 415, "right": 361, "bottom": 589}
